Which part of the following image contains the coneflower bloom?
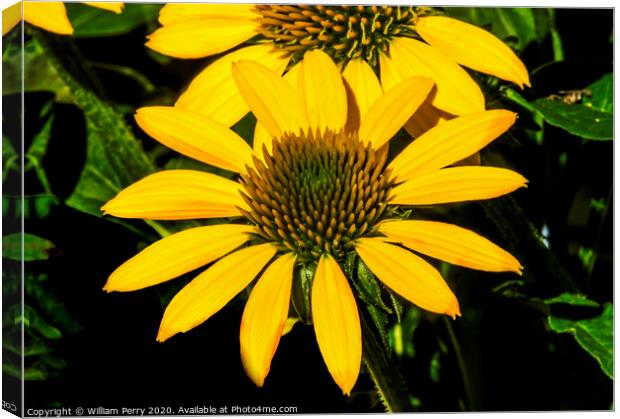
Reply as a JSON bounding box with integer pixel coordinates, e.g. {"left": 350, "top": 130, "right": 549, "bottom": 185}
{"left": 102, "top": 50, "right": 525, "bottom": 395}
{"left": 2, "top": 1, "right": 123, "bottom": 36}
{"left": 146, "top": 4, "right": 530, "bottom": 138}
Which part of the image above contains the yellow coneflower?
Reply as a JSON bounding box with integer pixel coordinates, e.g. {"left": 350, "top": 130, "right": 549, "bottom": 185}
{"left": 102, "top": 50, "right": 525, "bottom": 395}
{"left": 2, "top": 1, "right": 123, "bottom": 36}
{"left": 146, "top": 4, "right": 530, "bottom": 137}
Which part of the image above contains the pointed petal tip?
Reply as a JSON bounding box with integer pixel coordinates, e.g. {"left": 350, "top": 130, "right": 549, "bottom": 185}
{"left": 156, "top": 329, "right": 172, "bottom": 343}
{"left": 447, "top": 297, "right": 461, "bottom": 320}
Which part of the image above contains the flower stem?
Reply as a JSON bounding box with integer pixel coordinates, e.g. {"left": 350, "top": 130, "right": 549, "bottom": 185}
{"left": 360, "top": 310, "right": 411, "bottom": 412}
{"left": 443, "top": 317, "right": 475, "bottom": 411}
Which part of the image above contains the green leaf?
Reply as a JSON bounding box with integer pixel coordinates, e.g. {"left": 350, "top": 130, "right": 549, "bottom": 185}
{"left": 584, "top": 73, "right": 613, "bottom": 113}
{"left": 29, "top": 34, "right": 156, "bottom": 215}
{"left": 544, "top": 292, "right": 599, "bottom": 308}
{"left": 445, "top": 8, "right": 549, "bottom": 51}
{"left": 3, "top": 233, "right": 55, "bottom": 262}
{"left": 67, "top": 3, "right": 162, "bottom": 38}
{"left": 25, "top": 114, "right": 55, "bottom": 195}
{"left": 548, "top": 303, "right": 613, "bottom": 379}
{"left": 531, "top": 98, "right": 612, "bottom": 140}
{"left": 2, "top": 39, "right": 72, "bottom": 102}
{"left": 3, "top": 135, "right": 19, "bottom": 181}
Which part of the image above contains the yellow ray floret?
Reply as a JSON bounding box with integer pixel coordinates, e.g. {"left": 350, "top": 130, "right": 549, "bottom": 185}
{"left": 391, "top": 166, "right": 528, "bottom": 206}
{"left": 342, "top": 58, "right": 383, "bottom": 125}
{"left": 379, "top": 220, "right": 523, "bottom": 274}
{"left": 135, "top": 106, "right": 253, "bottom": 173}
{"left": 101, "top": 170, "right": 248, "bottom": 220}
{"left": 359, "top": 76, "right": 434, "bottom": 149}
{"left": 312, "top": 254, "right": 362, "bottom": 396}
{"left": 416, "top": 16, "right": 531, "bottom": 88}
{"left": 3, "top": 3, "right": 21, "bottom": 36}
{"left": 175, "top": 45, "right": 289, "bottom": 127}
{"left": 157, "top": 243, "right": 277, "bottom": 342}
{"left": 240, "top": 253, "right": 296, "bottom": 387}
{"left": 83, "top": 2, "right": 123, "bottom": 13}
{"left": 389, "top": 110, "right": 517, "bottom": 181}
{"left": 404, "top": 100, "right": 453, "bottom": 138}
{"left": 157, "top": 3, "right": 257, "bottom": 26}
{"left": 104, "top": 224, "right": 254, "bottom": 292}
{"left": 380, "top": 37, "right": 485, "bottom": 116}
{"left": 23, "top": 2, "right": 73, "bottom": 35}
{"left": 297, "top": 49, "right": 348, "bottom": 133}
{"left": 232, "top": 60, "right": 301, "bottom": 138}
{"left": 146, "top": 18, "right": 257, "bottom": 59}
{"left": 355, "top": 238, "right": 460, "bottom": 319}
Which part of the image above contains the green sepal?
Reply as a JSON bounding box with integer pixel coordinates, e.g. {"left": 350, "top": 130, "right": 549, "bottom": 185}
{"left": 291, "top": 262, "right": 316, "bottom": 324}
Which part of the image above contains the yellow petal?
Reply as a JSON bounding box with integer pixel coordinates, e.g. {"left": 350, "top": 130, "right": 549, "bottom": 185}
{"left": 24, "top": 2, "right": 72, "bottom": 35}
{"left": 390, "top": 110, "right": 517, "bottom": 181}
{"left": 404, "top": 100, "right": 453, "bottom": 138}
{"left": 157, "top": 243, "right": 277, "bottom": 342}
{"left": 416, "top": 16, "right": 531, "bottom": 88}
{"left": 252, "top": 63, "right": 301, "bottom": 159}
{"left": 390, "top": 166, "right": 528, "bottom": 206}
{"left": 379, "top": 220, "right": 522, "bottom": 274}
{"left": 342, "top": 58, "right": 383, "bottom": 132}
{"left": 3, "top": 2, "right": 21, "bottom": 36}
{"left": 83, "top": 2, "right": 124, "bottom": 13}
{"left": 240, "top": 253, "right": 296, "bottom": 387}
{"left": 252, "top": 122, "right": 272, "bottom": 160}
{"left": 176, "top": 45, "right": 289, "bottom": 127}
{"left": 101, "top": 170, "right": 247, "bottom": 220}
{"left": 104, "top": 224, "right": 254, "bottom": 292}
{"left": 146, "top": 18, "right": 257, "bottom": 59}
{"left": 381, "top": 37, "right": 485, "bottom": 115}
{"left": 158, "top": 3, "right": 257, "bottom": 25}
{"left": 135, "top": 106, "right": 252, "bottom": 173}
{"left": 312, "top": 254, "right": 361, "bottom": 396}
{"left": 298, "top": 49, "right": 347, "bottom": 133}
{"left": 355, "top": 238, "right": 460, "bottom": 318}
{"left": 359, "top": 76, "right": 434, "bottom": 149}
{"left": 232, "top": 60, "right": 300, "bottom": 139}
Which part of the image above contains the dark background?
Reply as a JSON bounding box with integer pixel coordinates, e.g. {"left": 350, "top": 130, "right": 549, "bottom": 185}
{"left": 2, "top": 7, "right": 613, "bottom": 413}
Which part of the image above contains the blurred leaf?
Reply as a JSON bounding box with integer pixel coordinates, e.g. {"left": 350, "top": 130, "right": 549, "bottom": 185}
{"left": 2, "top": 364, "right": 21, "bottom": 379}
{"left": 25, "top": 273, "right": 82, "bottom": 334}
{"left": 390, "top": 306, "right": 422, "bottom": 359}
{"left": 583, "top": 73, "right": 612, "bottom": 113}
{"left": 531, "top": 98, "right": 612, "bottom": 140}
{"left": 24, "top": 367, "right": 47, "bottom": 381}
{"left": 3, "top": 135, "right": 19, "bottom": 181}
{"left": 548, "top": 303, "right": 613, "bottom": 379}
{"left": 445, "top": 8, "right": 550, "bottom": 51}
{"left": 577, "top": 246, "right": 596, "bottom": 274}
{"left": 2, "top": 39, "right": 72, "bottom": 102}
{"left": 67, "top": 3, "right": 162, "bottom": 38}
{"left": 429, "top": 351, "right": 441, "bottom": 383}
{"left": 3, "top": 233, "right": 55, "bottom": 261}
{"left": 24, "top": 305, "right": 62, "bottom": 340}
